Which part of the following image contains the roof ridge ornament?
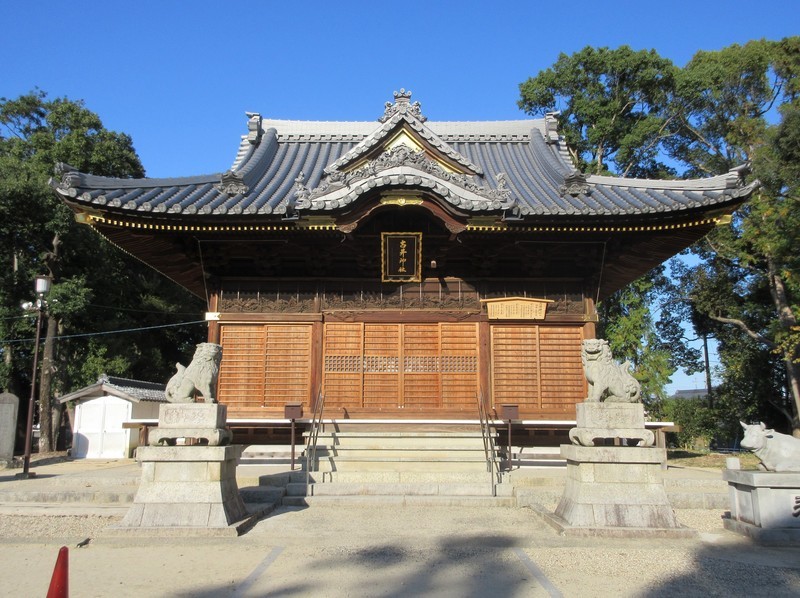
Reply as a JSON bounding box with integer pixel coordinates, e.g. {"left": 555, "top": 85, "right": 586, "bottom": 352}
{"left": 379, "top": 89, "right": 427, "bottom": 123}
{"left": 545, "top": 111, "right": 561, "bottom": 144}
{"left": 246, "top": 112, "right": 263, "bottom": 145}
{"left": 560, "top": 170, "right": 591, "bottom": 197}
{"left": 217, "top": 170, "right": 249, "bottom": 196}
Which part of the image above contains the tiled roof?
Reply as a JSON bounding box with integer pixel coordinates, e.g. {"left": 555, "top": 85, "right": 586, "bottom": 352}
{"left": 51, "top": 92, "right": 756, "bottom": 222}
{"left": 57, "top": 374, "right": 166, "bottom": 404}
{"left": 102, "top": 375, "right": 166, "bottom": 402}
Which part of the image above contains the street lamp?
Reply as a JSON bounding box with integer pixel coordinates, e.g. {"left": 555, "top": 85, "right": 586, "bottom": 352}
{"left": 17, "top": 275, "right": 51, "bottom": 479}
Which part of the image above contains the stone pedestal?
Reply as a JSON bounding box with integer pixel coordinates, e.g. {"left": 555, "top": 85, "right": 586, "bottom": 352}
{"left": 545, "top": 445, "right": 692, "bottom": 537}
{"left": 541, "top": 402, "right": 692, "bottom": 537}
{"left": 109, "top": 404, "right": 255, "bottom": 537}
{"left": 723, "top": 469, "right": 800, "bottom": 545}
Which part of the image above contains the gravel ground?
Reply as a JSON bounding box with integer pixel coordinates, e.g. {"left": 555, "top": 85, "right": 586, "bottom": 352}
{"left": 1, "top": 506, "right": 798, "bottom": 597}
{"left": 0, "top": 508, "right": 738, "bottom": 539}
{"left": 0, "top": 515, "right": 121, "bottom": 539}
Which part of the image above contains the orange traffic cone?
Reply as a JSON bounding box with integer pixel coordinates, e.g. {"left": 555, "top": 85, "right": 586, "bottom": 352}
{"left": 46, "top": 546, "right": 68, "bottom": 598}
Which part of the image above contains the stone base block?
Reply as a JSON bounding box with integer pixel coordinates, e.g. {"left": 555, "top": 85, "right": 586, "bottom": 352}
{"left": 576, "top": 402, "right": 645, "bottom": 428}
{"left": 111, "top": 445, "right": 256, "bottom": 537}
{"left": 569, "top": 427, "right": 654, "bottom": 447}
{"left": 552, "top": 444, "right": 689, "bottom": 535}
{"left": 149, "top": 427, "right": 232, "bottom": 446}
{"left": 159, "top": 403, "right": 227, "bottom": 429}
{"left": 570, "top": 403, "right": 654, "bottom": 447}
{"left": 722, "top": 469, "right": 800, "bottom": 545}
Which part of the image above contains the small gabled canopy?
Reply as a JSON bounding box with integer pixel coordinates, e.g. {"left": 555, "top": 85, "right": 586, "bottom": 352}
{"left": 57, "top": 374, "right": 166, "bottom": 405}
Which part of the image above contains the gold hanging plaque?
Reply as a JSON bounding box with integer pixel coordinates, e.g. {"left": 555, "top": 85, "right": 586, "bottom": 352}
{"left": 381, "top": 232, "right": 422, "bottom": 282}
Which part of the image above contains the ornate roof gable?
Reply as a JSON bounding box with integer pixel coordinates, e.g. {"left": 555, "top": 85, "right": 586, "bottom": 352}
{"left": 289, "top": 90, "right": 516, "bottom": 215}
{"left": 325, "top": 89, "right": 484, "bottom": 176}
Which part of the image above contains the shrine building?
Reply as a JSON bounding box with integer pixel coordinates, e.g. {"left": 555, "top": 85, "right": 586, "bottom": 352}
{"left": 52, "top": 91, "right": 755, "bottom": 438}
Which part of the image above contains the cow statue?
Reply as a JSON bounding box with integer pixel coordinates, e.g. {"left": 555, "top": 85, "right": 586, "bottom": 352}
{"left": 739, "top": 421, "right": 800, "bottom": 472}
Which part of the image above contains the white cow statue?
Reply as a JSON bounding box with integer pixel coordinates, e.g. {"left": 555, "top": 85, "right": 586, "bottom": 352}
{"left": 739, "top": 421, "right": 800, "bottom": 472}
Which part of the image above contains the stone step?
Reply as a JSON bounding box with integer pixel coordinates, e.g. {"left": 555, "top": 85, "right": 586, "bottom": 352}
{"left": 307, "top": 436, "right": 493, "bottom": 450}
{"left": 665, "top": 490, "right": 729, "bottom": 509}
{"left": 304, "top": 470, "right": 497, "bottom": 484}
{"left": 311, "top": 448, "right": 491, "bottom": 459}
{"left": 309, "top": 456, "right": 490, "bottom": 473}
{"left": 287, "top": 481, "right": 511, "bottom": 497}
{"left": 238, "top": 486, "right": 287, "bottom": 504}
{"left": 308, "top": 431, "right": 488, "bottom": 437}
{"left": 282, "top": 494, "right": 516, "bottom": 508}
{"left": 664, "top": 477, "right": 728, "bottom": 490}
{"left": 303, "top": 481, "right": 512, "bottom": 497}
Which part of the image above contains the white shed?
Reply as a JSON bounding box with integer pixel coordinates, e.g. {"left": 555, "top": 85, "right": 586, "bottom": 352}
{"left": 58, "top": 375, "right": 165, "bottom": 459}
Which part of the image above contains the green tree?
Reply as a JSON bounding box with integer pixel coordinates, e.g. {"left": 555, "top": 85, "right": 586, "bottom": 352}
{"left": 0, "top": 91, "right": 204, "bottom": 452}
{"left": 519, "top": 39, "right": 800, "bottom": 436}
{"left": 518, "top": 45, "right": 677, "bottom": 177}
{"left": 673, "top": 39, "right": 800, "bottom": 434}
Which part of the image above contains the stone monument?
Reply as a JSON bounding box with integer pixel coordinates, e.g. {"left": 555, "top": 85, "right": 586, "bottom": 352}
{"left": 111, "top": 344, "right": 258, "bottom": 536}
{"left": 723, "top": 422, "right": 800, "bottom": 545}
{"left": 544, "top": 339, "right": 692, "bottom": 537}
{"left": 0, "top": 393, "right": 20, "bottom": 467}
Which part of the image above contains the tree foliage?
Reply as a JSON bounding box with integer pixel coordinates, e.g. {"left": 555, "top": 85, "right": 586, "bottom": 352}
{"left": 518, "top": 45, "right": 677, "bottom": 177}
{"left": 0, "top": 91, "right": 204, "bottom": 452}
{"left": 519, "top": 38, "right": 800, "bottom": 435}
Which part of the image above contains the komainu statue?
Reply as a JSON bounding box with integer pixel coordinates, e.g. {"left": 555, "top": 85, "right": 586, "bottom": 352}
{"left": 165, "top": 343, "right": 222, "bottom": 404}
{"left": 581, "top": 339, "right": 641, "bottom": 403}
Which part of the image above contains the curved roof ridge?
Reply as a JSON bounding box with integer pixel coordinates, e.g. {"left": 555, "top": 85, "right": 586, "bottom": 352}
{"left": 259, "top": 117, "right": 546, "bottom": 144}
{"left": 232, "top": 128, "right": 279, "bottom": 184}
{"left": 587, "top": 169, "right": 742, "bottom": 190}
{"left": 53, "top": 165, "right": 220, "bottom": 191}
{"left": 526, "top": 128, "right": 575, "bottom": 187}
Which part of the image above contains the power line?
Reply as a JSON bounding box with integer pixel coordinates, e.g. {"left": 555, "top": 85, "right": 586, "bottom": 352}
{"left": 0, "top": 319, "right": 207, "bottom": 345}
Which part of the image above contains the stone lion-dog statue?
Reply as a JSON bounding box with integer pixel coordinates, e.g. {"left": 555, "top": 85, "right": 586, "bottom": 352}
{"left": 581, "top": 338, "right": 641, "bottom": 403}
{"left": 165, "top": 342, "right": 222, "bottom": 403}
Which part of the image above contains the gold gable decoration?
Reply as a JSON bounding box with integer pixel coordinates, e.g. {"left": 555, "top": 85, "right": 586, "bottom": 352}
{"left": 480, "top": 297, "right": 554, "bottom": 320}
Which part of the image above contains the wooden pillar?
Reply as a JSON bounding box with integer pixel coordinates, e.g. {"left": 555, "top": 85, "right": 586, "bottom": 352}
{"left": 310, "top": 319, "right": 324, "bottom": 412}
{"left": 478, "top": 319, "right": 491, "bottom": 413}
{"left": 583, "top": 297, "right": 597, "bottom": 339}
{"left": 207, "top": 291, "right": 221, "bottom": 344}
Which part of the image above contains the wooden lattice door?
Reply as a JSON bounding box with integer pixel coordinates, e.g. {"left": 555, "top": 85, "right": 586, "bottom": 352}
{"left": 217, "top": 323, "right": 313, "bottom": 414}
{"left": 490, "top": 324, "right": 585, "bottom": 415}
{"left": 322, "top": 322, "right": 478, "bottom": 412}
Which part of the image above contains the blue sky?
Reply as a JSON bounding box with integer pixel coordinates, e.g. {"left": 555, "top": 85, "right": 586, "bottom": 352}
{"left": 3, "top": 0, "right": 797, "bottom": 393}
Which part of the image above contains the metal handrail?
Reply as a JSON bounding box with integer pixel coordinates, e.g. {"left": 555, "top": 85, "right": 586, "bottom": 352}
{"left": 305, "top": 391, "right": 326, "bottom": 488}
{"left": 476, "top": 391, "right": 499, "bottom": 497}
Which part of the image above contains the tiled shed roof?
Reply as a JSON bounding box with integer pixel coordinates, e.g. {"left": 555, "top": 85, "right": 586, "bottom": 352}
{"left": 52, "top": 91, "right": 756, "bottom": 222}
{"left": 57, "top": 374, "right": 166, "bottom": 404}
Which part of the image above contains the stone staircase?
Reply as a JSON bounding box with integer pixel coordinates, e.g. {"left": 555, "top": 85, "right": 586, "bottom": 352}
{"left": 285, "top": 424, "right": 513, "bottom": 507}
{"left": 0, "top": 447, "right": 731, "bottom": 515}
